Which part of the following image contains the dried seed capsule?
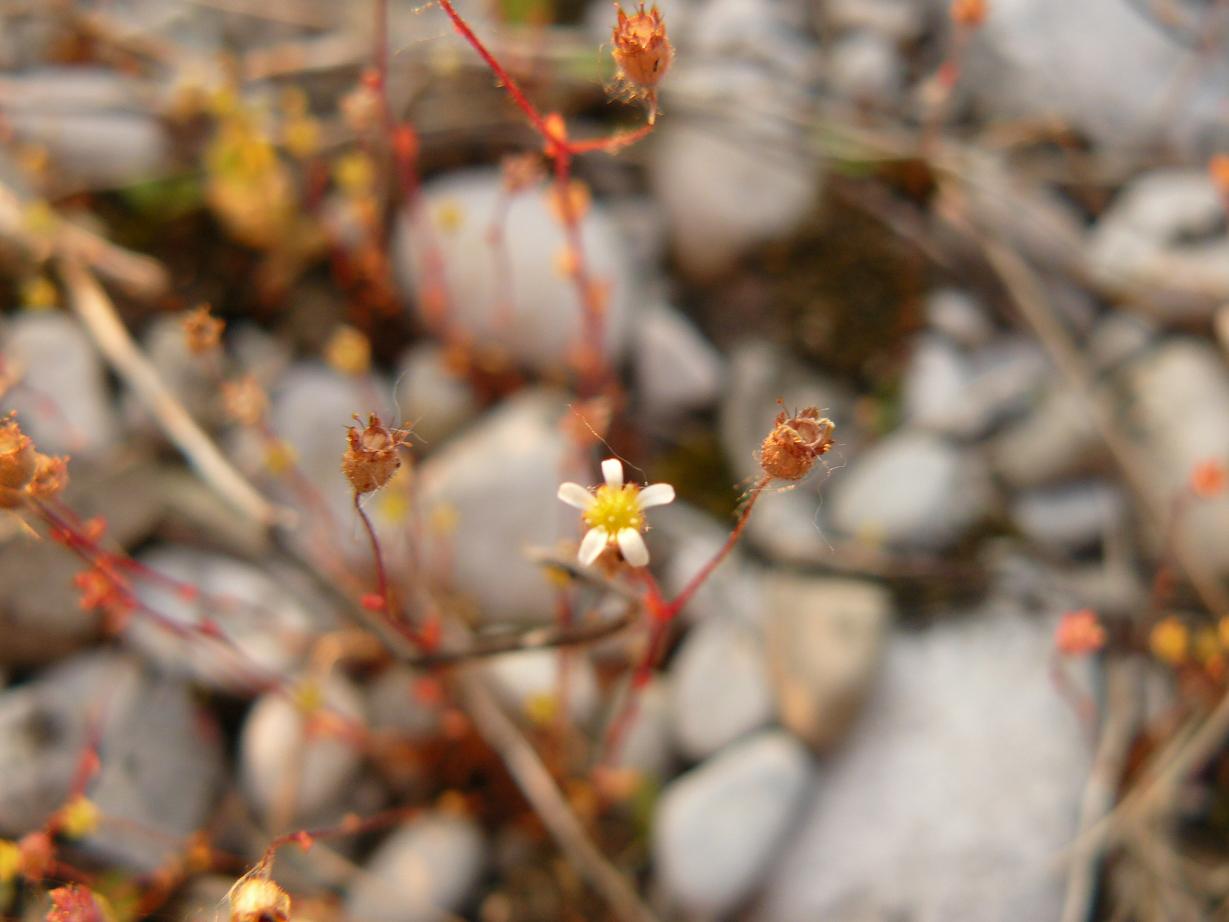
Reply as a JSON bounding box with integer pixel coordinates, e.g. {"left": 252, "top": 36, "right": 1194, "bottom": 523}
{"left": 759, "top": 407, "right": 835, "bottom": 482}
{"left": 0, "top": 414, "right": 36, "bottom": 490}
{"left": 342, "top": 413, "right": 407, "bottom": 495}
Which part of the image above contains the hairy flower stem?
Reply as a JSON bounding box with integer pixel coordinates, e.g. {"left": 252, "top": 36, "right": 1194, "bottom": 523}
{"left": 433, "top": 0, "right": 657, "bottom": 391}
{"left": 665, "top": 474, "right": 770, "bottom": 619}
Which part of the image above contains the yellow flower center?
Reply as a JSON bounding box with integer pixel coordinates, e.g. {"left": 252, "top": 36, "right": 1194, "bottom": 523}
{"left": 583, "top": 484, "right": 644, "bottom": 534}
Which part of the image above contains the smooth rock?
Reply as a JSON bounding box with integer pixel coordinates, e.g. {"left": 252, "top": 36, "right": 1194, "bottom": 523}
{"left": 755, "top": 607, "right": 1090, "bottom": 922}
{"left": 668, "top": 617, "right": 774, "bottom": 760}
{"left": 824, "top": 0, "right": 921, "bottom": 38}
{"left": 1089, "top": 170, "right": 1229, "bottom": 317}
{"left": 1011, "top": 480, "right": 1126, "bottom": 552}
{"left": 415, "top": 389, "right": 585, "bottom": 623}
{"left": 394, "top": 169, "right": 635, "bottom": 374}
{"left": 925, "top": 288, "right": 994, "bottom": 349}
{"left": 2, "top": 311, "right": 118, "bottom": 455}
{"left": 654, "top": 730, "right": 814, "bottom": 917}
{"left": 652, "top": 502, "right": 765, "bottom": 626}
{"left": 990, "top": 383, "right": 1104, "bottom": 489}
{"left": 901, "top": 334, "right": 975, "bottom": 436}
{"left": 610, "top": 678, "right": 674, "bottom": 780}
{"left": 0, "top": 459, "right": 165, "bottom": 666}
{"left": 367, "top": 665, "right": 445, "bottom": 742}
{"left": 482, "top": 649, "right": 600, "bottom": 726}
{"left": 764, "top": 575, "right": 891, "bottom": 750}
{"left": 962, "top": 0, "right": 1229, "bottom": 156}
{"left": 1088, "top": 312, "right": 1156, "bottom": 373}
{"left": 128, "top": 546, "right": 322, "bottom": 693}
{"left": 1117, "top": 339, "right": 1229, "bottom": 575}
{"left": 240, "top": 675, "right": 366, "bottom": 826}
{"left": 0, "top": 70, "right": 168, "bottom": 188}
{"left": 345, "top": 813, "right": 487, "bottom": 922}
{"left": 827, "top": 31, "right": 902, "bottom": 105}
{"left": 652, "top": 0, "right": 819, "bottom": 279}
{"left": 634, "top": 303, "right": 725, "bottom": 420}
{"left": 0, "top": 652, "right": 222, "bottom": 872}
{"left": 828, "top": 431, "right": 992, "bottom": 551}
{"left": 393, "top": 342, "right": 479, "bottom": 448}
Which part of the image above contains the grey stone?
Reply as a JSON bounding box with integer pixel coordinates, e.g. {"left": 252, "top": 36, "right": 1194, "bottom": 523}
{"left": 926, "top": 288, "right": 994, "bottom": 349}
{"left": 828, "top": 431, "right": 993, "bottom": 551}
{"left": 0, "top": 652, "right": 222, "bottom": 872}
{"left": 345, "top": 813, "right": 487, "bottom": 922}
{"left": 651, "top": 502, "right": 765, "bottom": 626}
{"left": 609, "top": 678, "right": 674, "bottom": 780}
{"left": 393, "top": 342, "right": 479, "bottom": 448}
{"left": 239, "top": 674, "right": 366, "bottom": 826}
{"left": 827, "top": 31, "right": 902, "bottom": 105}
{"left": 755, "top": 608, "right": 1090, "bottom": 922}
{"left": 990, "top": 386, "right": 1103, "bottom": 489}
{"left": 3, "top": 311, "right": 118, "bottom": 456}
{"left": 654, "top": 730, "right": 814, "bottom": 917}
{"left": 0, "top": 70, "right": 168, "bottom": 188}
{"left": 393, "top": 169, "right": 636, "bottom": 374}
{"left": 764, "top": 575, "right": 892, "bottom": 750}
{"left": 962, "top": 0, "right": 1229, "bottom": 156}
{"left": 482, "top": 649, "right": 599, "bottom": 726}
{"left": 416, "top": 389, "right": 586, "bottom": 623}
{"left": 1117, "top": 339, "right": 1229, "bottom": 576}
{"left": 634, "top": 303, "right": 725, "bottom": 420}
{"left": 1011, "top": 480, "right": 1127, "bottom": 552}
{"left": 1089, "top": 170, "right": 1229, "bottom": 317}
{"left": 668, "top": 617, "right": 774, "bottom": 760}
{"left": 127, "top": 545, "right": 322, "bottom": 692}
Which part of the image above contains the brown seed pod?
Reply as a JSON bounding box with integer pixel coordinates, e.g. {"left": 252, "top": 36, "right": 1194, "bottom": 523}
{"left": 26, "top": 454, "right": 69, "bottom": 500}
{"left": 612, "top": 3, "right": 672, "bottom": 89}
{"left": 759, "top": 406, "right": 835, "bottom": 482}
{"left": 0, "top": 414, "right": 36, "bottom": 490}
{"left": 342, "top": 413, "right": 408, "bottom": 495}
{"left": 182, "top": 305, "right": 225, "bottom": 355}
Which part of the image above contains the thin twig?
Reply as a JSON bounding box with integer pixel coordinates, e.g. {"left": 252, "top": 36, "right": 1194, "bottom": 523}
{"left": 457, "top": 670, "right": 661, "bottom": 922}
{"left": 58, "top": 258, "right": 288, "bottom": 530}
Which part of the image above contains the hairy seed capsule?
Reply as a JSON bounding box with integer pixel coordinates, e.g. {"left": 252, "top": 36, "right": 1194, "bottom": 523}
{"left": 759, "top": 407, "right": 835, "bottom": 482}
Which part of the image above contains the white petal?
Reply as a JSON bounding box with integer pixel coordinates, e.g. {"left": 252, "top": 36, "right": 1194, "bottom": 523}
{"left": 557, "top": 482, "right": 596, "bottom": 510}
{"left": 601, "top": 458, "right": 624, "bottom": 489}
{"left": 617, "top": 528, "right": 650, "bottom": 567}
{"left": 578, "top": 527, "right": 609, "bottom": 566}
{"left": 637, "top": 483, "right": 675, "bottom": 509}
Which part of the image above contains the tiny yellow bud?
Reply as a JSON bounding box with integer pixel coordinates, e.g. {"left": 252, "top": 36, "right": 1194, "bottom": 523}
{"left": 324, "top": 325, "right": 371, "bottom": 377}
{"left": 0, "top": 839, "right": 21, "bottom": 883}
{"left": 56, "top": 795, "right": 101, "bottom": 839}
{"left": 1150, "top": 616, "right": 1189, "bottom": 666}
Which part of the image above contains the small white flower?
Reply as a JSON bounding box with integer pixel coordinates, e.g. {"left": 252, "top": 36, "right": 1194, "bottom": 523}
{"left": 557, "top": 458, "right": 675, "bottom": 567}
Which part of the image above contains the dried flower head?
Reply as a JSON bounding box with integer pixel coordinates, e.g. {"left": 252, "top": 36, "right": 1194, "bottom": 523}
{"left": 342, "top": 414, "right": 410, "bottom": 495}
{"left": 1054, "top": 609, "right": 1105, "bottom": 656}
{"left": 182, "top": 305, "right": 225, "bottom": 355}
{"left": 222, "top": 376, "right": 269, "bottom": 428}
{"left": 759, "top": 406, "right": 835, "bottom": 482}
{"left": 26, "top": 454, "right": 69, "bottom": 500}
{"left": 46, "top": 885, "right": 114, "bottom": 922}
{"left": 611, "top": 3, "right": 673, "bottom": 121}
{"left": 228, "top": 877, "right": 291, "bottom": 922}
{"left": 0, "top": 413, "right": 36, "bottom": 490}
{"left": 558, "top": 458, "right": 674, "bottom": 567}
